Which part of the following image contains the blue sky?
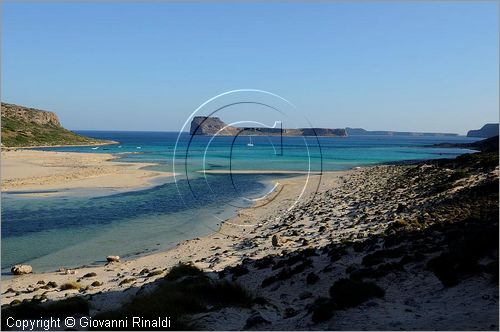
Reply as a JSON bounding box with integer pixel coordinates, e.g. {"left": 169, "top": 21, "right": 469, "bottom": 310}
{"left": 2, "top": 2, "right": 498, "bottom": 134}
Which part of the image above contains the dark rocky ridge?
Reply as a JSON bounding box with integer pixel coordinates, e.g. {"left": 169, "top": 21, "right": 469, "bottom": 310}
{"left": 190, "top": 116, "right": 347, "bottom": 137}
{"left": 346, "top": 127, "right": 458, "bottom": 137}
{"left": 467, "top": 123, "right": 499, "bottom": 138}
{"left": 433, "top": 135, "right": 499, "bottom": 153}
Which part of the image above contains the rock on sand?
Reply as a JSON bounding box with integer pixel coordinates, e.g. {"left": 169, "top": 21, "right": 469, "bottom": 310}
{"left": 11, "top": 265, "right": 32, "bottom": 275}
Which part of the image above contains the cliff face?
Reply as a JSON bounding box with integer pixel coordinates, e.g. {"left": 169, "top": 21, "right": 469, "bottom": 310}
{"left": 190, "top": 116, "right": 239, "bottom": 136}
{"left": 1, "top": 102, "right": 111, "bottom": 147}
{"left": 190, "top": 116, "right": 347, "bottom": 137}
{"left": 467, "top": 124, "right": 499, "bottom": 138}
{"left": 2, "top": 103, "right": 61, "bottom": 127}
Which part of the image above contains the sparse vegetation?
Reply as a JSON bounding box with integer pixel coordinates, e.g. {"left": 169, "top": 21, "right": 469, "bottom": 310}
{"left": 92, "top": 263, "right": 253, "bottom": 330}
{"left": 59, "top": 281, "right": 81, "bottom": 291}
{"left": 262, "top": 258, "right": 313, "bottom": 287}
{"left": 427, "top": 216, "right": 499, "bottom": 287}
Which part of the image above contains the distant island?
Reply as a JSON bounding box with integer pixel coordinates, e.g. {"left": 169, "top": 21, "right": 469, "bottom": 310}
{"left": 190, "top": 116, "right": 347, "bottom": 137}
{"left": 189, "top": 116, "right": 460, "bottom": 137}
{"left": 345, "top": 127, "right": 458, "bottom": 137}
{"left": 1, "top": 103, "right": 114, "bottom": 147}
{"left": 467, "top": 123, "right": 499, "bottom": 138}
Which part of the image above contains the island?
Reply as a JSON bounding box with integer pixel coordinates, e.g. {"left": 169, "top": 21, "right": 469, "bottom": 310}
{"left": 189, "top": 117, "right": 462, "bottom": 138}
{"left": 190, "top": 116, "right": 347, "bottom": 137}
{"left": 345, "top": 127, "right": 458, "bottom": 137}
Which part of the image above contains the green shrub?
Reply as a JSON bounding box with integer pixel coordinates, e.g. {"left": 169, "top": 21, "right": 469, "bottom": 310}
{"left": 82, "top": 272, "right": 97, "bottom": 278}
{"left": 329, "top": 278, "right": 384, "bottom": 309}
{"left": 165, "top": 263, "right": 204, "bottom": 281}
{"left": 92, "top": 263, "right": 253, "bottom": 330}
{"left": 228, "top": 265, "right": 249, "bottom": 278}
{"left": 119, "top": 278, "right": 136, "bottom": 286}
{"left": 60, "top": 281, "right": 81, "bottom": 291}
{"left": 146, "top": 270, "right": 164, "bottom": 278}
{"left": 311, "top": 297, "right": 336, "bottom": 323}
{"left": 306, "top": 272, "right": 320, "bottom": 285}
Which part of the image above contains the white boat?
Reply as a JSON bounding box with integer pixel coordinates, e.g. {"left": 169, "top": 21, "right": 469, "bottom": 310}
{"left": 91, "top": 147, "right": 99, "bottom": 150}
{"left": 136, "top": 146, "right": 142, "bottom": 149}
{"left": 247, "top": 137, "right": 254, "bottom": 147}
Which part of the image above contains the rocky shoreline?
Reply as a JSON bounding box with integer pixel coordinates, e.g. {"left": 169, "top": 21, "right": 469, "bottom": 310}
{"left": 2, "top": 149, "right": 498, "bottom": 330}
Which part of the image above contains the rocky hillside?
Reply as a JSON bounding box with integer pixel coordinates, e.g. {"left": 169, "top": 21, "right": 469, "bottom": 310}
{"left": 433, "top": 135, "right": 499, "bottom": 152}
{"left": 1, "top": 103, "right": 112, "bottom": 147}
{"left": 190, "top": 116, "right": 347, "bottom": 137}
{"left": 467, "top": 123, "right": 499, "bottom": 138}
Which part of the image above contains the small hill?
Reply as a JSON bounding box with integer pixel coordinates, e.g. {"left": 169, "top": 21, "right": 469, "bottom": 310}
{"left": 1, "top": 103, "right": 113, "bottom": 147}
{"left": 467, "top": 123, "right": 499, "bottom": 138}
{"left": 190, "top": 116, "right": 240, "bottom": 136}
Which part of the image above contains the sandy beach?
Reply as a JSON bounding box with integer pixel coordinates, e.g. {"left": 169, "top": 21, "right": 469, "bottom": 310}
{"left": 0, "top": 170, "right": 343, "bottom": 307}
{"left": 1, "top": 150, "right": 174, "bottom": 196}
{"left": 1, "top": 149, "right": 498, "bottom": 330}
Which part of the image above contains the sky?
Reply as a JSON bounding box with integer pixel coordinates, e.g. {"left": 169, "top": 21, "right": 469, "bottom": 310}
{"left": 1, "top": 2, "right": 498, "bottom": 134}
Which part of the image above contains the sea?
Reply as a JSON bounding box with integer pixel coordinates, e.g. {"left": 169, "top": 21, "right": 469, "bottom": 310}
{"left": 1, "top": 131, "right": 479, "bottom": 274}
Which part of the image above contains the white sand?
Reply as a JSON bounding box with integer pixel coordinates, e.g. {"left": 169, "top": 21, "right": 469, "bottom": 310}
{"left": 1, "top": 150, "right": 173, "bottom": 196}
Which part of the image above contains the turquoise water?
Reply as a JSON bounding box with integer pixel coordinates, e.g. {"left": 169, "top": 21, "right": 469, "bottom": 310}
{"left": 1, "top": 131, "right": 479, "bottom": 273}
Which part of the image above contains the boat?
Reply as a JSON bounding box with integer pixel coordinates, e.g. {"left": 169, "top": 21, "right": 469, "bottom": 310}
{"left": 136, "top": 146, "right": 142, "bottom": 149}
{"left": 247, "top": 137, "right": 254, "bottom": 147}
{"left": 91, "top": 147, "right": 99, "bottom": 150}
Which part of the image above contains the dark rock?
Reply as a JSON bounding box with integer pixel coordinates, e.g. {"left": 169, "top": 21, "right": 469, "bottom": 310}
{"left": 243, "top": 312, "right": 270, "bottom": 329}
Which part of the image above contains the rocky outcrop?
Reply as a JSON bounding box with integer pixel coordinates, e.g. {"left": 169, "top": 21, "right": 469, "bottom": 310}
{"left": 467, "top": 123, "right": 499, "bottom": 138}
{"left": 1, "top": 102, "right": 113, "bottom": 147}
{"left": 106, "top": 255, "right": 120, "bottom": 263}
{"left": 11, "top": 264, "right": 32, "bottom": 275}
{"left": 190, "top": 116, "right": 347, "bottom": 137}
{"left": 190, "top": 116, "right": 239, "bottom": 136}
{"left": 1, "top": 103, "right": 61, "bottom": 127}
